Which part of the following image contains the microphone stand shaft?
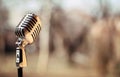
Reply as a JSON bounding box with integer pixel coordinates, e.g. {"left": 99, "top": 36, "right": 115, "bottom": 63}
{"left": 18, "top": 67, "right": 23, "bottom": 77}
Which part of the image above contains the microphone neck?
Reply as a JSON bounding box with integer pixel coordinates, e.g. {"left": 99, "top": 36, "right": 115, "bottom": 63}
{"left": 16, "top": 38, "right": 28, "bottom": 47}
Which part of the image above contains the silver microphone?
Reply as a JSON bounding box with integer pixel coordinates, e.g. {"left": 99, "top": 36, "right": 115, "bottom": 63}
{"left": 15, "top": 13, "right": 41, "bottom": 68}
{"left": 15, "top": 13, "right": 41, "bottom": 44}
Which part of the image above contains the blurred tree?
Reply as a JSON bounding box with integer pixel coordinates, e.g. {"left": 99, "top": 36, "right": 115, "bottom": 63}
{"left": 0, "top": 0, "right": 16, "bottom": 55}
{"left": 89, "top": 1, "right": 120, "bottom": 77}
{"left": 0, "top": 0, "right": 9, "bottom": 54}
{"left": 37, "top": 0, "right": 53, "bottom": 74}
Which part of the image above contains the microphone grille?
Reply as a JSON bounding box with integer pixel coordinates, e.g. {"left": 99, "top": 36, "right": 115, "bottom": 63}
{"left": 15, "top": 13, "right": 41, "bottom": 44}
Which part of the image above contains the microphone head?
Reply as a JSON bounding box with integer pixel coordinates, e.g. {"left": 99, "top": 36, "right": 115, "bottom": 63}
{"left": 15, "top": 13, "right": 41, "bottom": 44}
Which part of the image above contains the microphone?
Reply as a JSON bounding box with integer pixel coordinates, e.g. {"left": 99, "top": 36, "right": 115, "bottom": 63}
{"left": 15, "top": 13, "right": 41, "bottom": 44}
{"left": 15, "top": 13, "right": 41, "bottom": 68}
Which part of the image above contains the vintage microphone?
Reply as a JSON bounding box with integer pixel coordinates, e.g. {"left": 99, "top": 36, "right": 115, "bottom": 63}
{"left": 15, "top": 13, "right": 41, "bottom": 77}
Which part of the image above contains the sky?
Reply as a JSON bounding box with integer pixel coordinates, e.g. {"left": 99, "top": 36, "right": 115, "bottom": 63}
{"left": 2, "top": 0, "right": 120, "bottom": 27}
{"left": 2, "top": 0, "right": 42, "bottom": 28}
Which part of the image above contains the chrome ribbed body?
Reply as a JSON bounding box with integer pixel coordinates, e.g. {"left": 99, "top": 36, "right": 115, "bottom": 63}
{"left": 15, "top": 13, "right": 41, "bottom": 44}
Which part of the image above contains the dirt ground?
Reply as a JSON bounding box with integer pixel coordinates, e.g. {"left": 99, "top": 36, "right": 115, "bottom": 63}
{"left": 0, "top": 53, "right": 92, "bottom": 77}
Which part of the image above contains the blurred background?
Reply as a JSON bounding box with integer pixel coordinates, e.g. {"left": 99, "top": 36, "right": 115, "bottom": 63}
{"left": 0, "top": 0, "right": 120, "bottom": 77}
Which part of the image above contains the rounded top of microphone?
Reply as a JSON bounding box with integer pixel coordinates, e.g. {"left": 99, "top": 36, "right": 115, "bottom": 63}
{"left": 15, "top": 13, "right": 41, "bottom": 44}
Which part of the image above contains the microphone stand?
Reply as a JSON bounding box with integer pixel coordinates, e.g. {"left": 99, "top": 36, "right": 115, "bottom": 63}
{"left": 16, "top": 38, "right": 27, "bottom": 77}
{"left": 18, "top": 67, "right": 23, "bottom": 77}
